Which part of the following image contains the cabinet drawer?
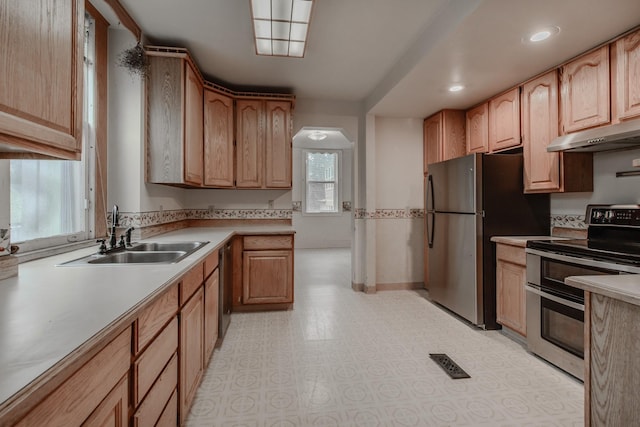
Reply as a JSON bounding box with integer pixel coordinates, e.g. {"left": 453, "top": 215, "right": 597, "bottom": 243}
{"left": 133, "top": 316, "right": 178, "bottom": 407}
{"left": 496, "top": 243, "right": 526, "bottom": 266}
{"left": 243, "top": 235, "right": 293, "bottom": 250}
{"left": 181, "top": 262, "right": 204, "bottom": 304}
{"left": 204, "top": 249, "right": 219, "bottom": 278}
{"left": 17, "top": 328, "right": 131, "bottom": 427}
{"left": 155, "top": 388, "right": 178, "bottom": 427}
{"left": 134, "top": 284, "right": 178, "bottom": 355}
{"left": 133, "top": 353, "right": 178, "bottom": 427}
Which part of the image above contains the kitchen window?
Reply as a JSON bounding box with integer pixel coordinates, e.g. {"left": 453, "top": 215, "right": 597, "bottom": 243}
{"left": 9, "top": 13, "right": 100, "bottom": 252}
{"left": 304, "top": 150, "right": 341, "bottom": 214}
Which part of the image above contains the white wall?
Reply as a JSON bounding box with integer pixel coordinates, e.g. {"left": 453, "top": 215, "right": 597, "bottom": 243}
{"left": 0, "top": 161, "right": 9, "bottom": 253}
{"left": 550, "top": 147, "right": 640, "bottom": 216}
{"left": 373, "top": 117, "right": 424, "bottom": 285}
{"left": 291, "top": 98, "right": 359, "bottom": 249}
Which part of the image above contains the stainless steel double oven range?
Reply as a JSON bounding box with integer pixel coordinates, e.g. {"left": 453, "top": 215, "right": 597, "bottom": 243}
{"left": 525, "top": 204, "right": 640, "bottom": 381}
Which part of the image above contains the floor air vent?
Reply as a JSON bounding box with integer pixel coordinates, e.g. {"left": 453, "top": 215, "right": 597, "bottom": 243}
{"left": 429, "top": 353, "right": 470, "bottom": 379}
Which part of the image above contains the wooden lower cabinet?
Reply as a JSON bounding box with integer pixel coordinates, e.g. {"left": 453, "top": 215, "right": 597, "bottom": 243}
{"left": 180, "top": 287, "right": 205, "bottom": 423}
{"left": 204, "top": 268, "right": 220, "bottom": 363}
{"left": 133, "top": 354, "right": 178, "bottom": 427}
{"left": 82, "top": 375, "right": 129, "bottom": 427}
{"left": 243, "top": 250, "right": 293, "bottom": 304}
{"left": 16, "top": 328, "right": 131, "bottom": 426}
{"left": 495, "top": 243, "right": 527, "bottom": 336}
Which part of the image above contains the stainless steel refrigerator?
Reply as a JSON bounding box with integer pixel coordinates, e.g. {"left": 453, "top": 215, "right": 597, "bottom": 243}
{"left": 426, "top": 153, "right": 549, "bottom": 329}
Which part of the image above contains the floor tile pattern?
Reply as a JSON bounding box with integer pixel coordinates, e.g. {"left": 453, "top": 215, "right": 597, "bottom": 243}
{"left": 186, "top": 249, "right": 583, "bottom": 426}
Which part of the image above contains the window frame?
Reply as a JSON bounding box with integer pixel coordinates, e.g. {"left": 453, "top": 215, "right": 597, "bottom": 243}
{"left": 302, "top": 149, "right": 342, "bottom": 217}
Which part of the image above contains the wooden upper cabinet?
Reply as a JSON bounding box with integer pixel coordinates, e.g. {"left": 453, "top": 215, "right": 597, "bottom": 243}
{"left": 236, "top": 99, "right": 264, "bottom": 188}
{"left": 423, "top": 114, "right": 441, "bottom": 173}
{"left": 560, "top": 46, "right": 610, "bottom": 133}
{"left": 184, "top": 63, "right": 204, "bottom": 186}
{"left": 265, "top": 101, "right": 292, "bottom": 188}
{"left": 146, "top": 53, "right": 203, "bottom": 186}
{"left": 236, "top": 98, "right": 293, "bottom": 189}
{"left": 612, "top": 28, "right": 640, "bottom": 122}
{"left": 203, "top": 89, "right": 234, "bottom": 187}
{"left": 488, "top": 88, "right": 521, "bottom": 152}
{"left": 522, "top": 71, "right": 561, "bottom": 192}
{"left": 423, "top": 109, "right": 465, "bottom": 173}
{"left": 0, "top": 0, "right": 84, "bottom": 159}
{"left": 466, "top": 103, "right": 489, "bottom": 154}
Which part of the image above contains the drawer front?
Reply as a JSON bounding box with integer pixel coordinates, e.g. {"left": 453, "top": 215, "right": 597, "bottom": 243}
{"left": 243, "top": 235, "right": 293, "bottom": 250}
{"left": 155, "top": 388, "right": 178, "bottom": 427}
{"left": 133, "top": 316, "right": 178, "bottom": 407}
{"left": 134, "top": 284, "right": 178, "bottom": 355}
{"left": 16, "top": 328, "right": 131, "bottom": 427}
{"left": 204, "top": 249, "right": 219, "bottom": 278}
{"left": 133, "top": 353, "right": 178, "bottom": 427}
{"left": 496, "top": 243, "right": 526, "bottom": 266}
{"left": 181, "top": 262, "right": 204, "bottom": 305}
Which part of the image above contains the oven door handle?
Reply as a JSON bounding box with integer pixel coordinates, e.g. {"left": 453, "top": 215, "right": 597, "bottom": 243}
{"left": 525, "top": 284, "right": 585, "bottom": 312}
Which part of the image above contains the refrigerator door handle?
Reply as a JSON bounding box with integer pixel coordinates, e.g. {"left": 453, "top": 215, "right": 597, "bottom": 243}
{"left": 427, "top": 212, "right": 435, "bottom": 248}
{"left": 427, "top": 174, "right": 435, "bottom": 212}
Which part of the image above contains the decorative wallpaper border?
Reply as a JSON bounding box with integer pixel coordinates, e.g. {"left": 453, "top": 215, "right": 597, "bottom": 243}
{"left": 551, "top": 214, "right": 587, "bottom": 229}
{"left": 354, "top": 209, "right": 425, "bottom": 219}
{"left": 108, "top": 209, "right": 293, "bottom": 228}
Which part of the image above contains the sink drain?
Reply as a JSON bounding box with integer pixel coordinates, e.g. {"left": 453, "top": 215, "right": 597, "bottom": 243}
{"left": 429, "top": 353, "right": 470, "bottom": 379}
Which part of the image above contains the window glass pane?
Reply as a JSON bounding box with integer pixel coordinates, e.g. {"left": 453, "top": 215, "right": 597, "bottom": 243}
{"left": 10, "top": 160, "right": 85, "bottom": 242}
{"left": 307, "top": 152, "right": 336, "bottom": 181}
{"left": 306, "top": 182, "right": 337, "bottom": 213}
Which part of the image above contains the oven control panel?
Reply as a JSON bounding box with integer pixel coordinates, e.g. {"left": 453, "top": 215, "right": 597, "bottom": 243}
{"left": 589, "top": 206, "right": 640, "bottom": 226}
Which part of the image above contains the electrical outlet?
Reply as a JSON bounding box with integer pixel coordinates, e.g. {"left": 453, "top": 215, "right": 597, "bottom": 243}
{"left": 159, "top": 205, "right": 163, "bottom": 213}
{"left": 268, "top": 200, "right": 274, "bottom": 209}
{"left": 208, "top": 205, "right": 215, "bottom": 214}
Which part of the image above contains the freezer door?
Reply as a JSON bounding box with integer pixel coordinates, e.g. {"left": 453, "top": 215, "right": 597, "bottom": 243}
{"left": 428, "top": 154, "right": 479, "bottom": 213}
{"left": 428, "top": 211, "right": 482, "bottom": 325}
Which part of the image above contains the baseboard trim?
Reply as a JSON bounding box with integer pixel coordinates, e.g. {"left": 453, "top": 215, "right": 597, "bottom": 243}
{"left": 376, "top": 282, "right": 424, "bottom": 291}
{"left": 351, "top": 282, "right": 364, "bottom": 292}
{"left": 363, "top": 284, "right": 377, "bottom": 294}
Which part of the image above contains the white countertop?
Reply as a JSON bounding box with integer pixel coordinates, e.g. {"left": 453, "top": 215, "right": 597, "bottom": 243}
{"left": 566, "top": 274, "right": 640, "bottom": 307}
{"left": 490, "top": 235, "right": 564, "bottom": 247}
{"left": 0, "top": 225, "right": 293, "bottom": 411}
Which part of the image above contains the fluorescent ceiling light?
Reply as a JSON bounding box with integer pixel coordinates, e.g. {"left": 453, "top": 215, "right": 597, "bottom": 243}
{"left": 448, "top": 84, "right": 464, "bottom": 92}
{"left": 308, "top": 131, "right": 327, "bottom": 141}
{"left": 250, "top": 0, "right": 314, "bottom": 58}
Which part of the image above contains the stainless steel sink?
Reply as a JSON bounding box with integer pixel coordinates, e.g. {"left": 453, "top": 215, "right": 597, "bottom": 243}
{"left": 58, "top": 241, "right": 209, "bottom": 266}
{"left": 87, "top": 251, "right": 186, "bottom": 264}
{"left": 128, "top": 242, "right": 207, "bottom": 252}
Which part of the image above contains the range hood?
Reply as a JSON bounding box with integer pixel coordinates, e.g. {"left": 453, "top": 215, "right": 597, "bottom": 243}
{"left": 547, "top": 118, "right": 640, "bottom": 152}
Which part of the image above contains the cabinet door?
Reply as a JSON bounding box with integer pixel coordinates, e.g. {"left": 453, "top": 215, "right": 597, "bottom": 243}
{"left": 243, "top": 250, "right": 293, "bottom": 304}
{"left": 0, "top": 0, "right": 84, "bottom": 159}
{"left": 265, "top": 101, "right": 292, "bottom": 188}
{"left": 184, "top": 62, "right": 203, "bottom": 186}
{"left": 489, "top": 88, "right": 521, "bottom": 152}
{"left": 561, "top": 46, "right": 610, "bottom": 133}
{"left": 522, "top": 70, "right": 561, "bottom": 193}
{"left": 496, "top": 259, "right": 527, "bottom": 336}
{"left": 203, "top": 90, "right": 234, "bottom": 187}
{"left": 612, "top": 29, "right": 640, "bottom": 122}
{"left": 466, "top": 103, "right": 489, "bottom": 154}
{"left": 423, "top": 113, "right": 441, "bottom": 173}
{"left": 82, "top": 375, "right": 128, "bottom": 427}
{"left": 236, "top": 99, "right": 264, "bottom": 188}
{"left": 441, "top": 110, "right": 466, "bottom": 161}
{"left": 204, "top": 269, "right": 219, "bottom": 363}
{"left": 180, "top": 288, "right": 204, "bottom": 423}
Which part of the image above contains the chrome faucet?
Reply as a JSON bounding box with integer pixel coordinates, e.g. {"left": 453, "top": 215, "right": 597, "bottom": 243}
{"left": 110, "top": 204, "right": 119, "bottom": 249}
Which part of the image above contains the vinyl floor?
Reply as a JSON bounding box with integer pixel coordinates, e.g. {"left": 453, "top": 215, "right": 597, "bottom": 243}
{"left": 186, "top": 248, "right": 583, "bottom": 426}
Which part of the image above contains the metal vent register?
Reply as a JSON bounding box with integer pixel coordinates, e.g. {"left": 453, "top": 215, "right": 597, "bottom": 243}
{"left": 429, "top": 353, "right": 470, "bottom": 379}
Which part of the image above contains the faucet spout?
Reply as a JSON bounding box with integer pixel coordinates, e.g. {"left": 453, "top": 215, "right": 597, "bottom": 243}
{"left": 110, "top": 204, "right": 119, "bottom": 248}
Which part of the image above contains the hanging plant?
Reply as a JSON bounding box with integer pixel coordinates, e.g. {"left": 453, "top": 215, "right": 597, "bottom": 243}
{"left": 117, "top": 42, "right": 149, "bottom": 78}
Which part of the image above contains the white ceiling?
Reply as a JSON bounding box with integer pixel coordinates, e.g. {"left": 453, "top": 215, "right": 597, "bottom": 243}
{"left": 117, "top": 0, "right": 640, "bottom": 119}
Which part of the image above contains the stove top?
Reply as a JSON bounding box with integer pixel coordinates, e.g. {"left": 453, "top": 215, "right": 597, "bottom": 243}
{"left": 527, "top": 204, "right": 640, "bottom": 267}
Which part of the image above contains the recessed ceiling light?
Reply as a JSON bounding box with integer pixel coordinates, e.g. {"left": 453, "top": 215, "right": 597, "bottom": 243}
{"left": 308, "top": 131, "right": 327, "bottom": 141}
{"left": 448, "top": 85, "right": 464, "bottom": 92}
{"left": 524, "top": 26, "right": 560, "bottom": 44}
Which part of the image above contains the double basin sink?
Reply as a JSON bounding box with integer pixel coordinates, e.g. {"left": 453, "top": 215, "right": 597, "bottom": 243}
{"left": 60, "top": 241, "right": 209, "bottom": 266}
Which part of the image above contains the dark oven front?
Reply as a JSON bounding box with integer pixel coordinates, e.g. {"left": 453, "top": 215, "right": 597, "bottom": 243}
{"left": 525, "top": 251, "right": 625, "bottom": 381}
